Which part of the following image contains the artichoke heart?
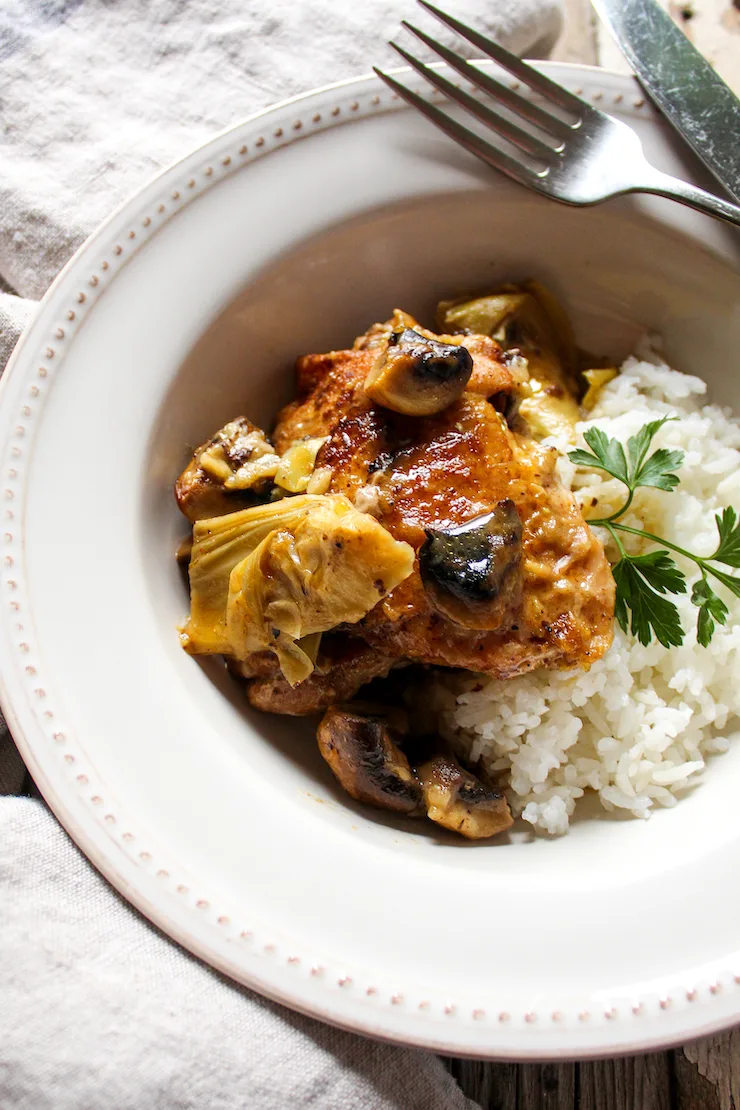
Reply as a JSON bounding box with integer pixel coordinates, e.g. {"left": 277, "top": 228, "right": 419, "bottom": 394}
{"left": 185, "top": 494, "right": 415, "bottom": 685}
{"left": 274, "top": 436, "right": 329, "bottom": 493}
{"left": 437, "top": 282, "right": 580, "bottom": 441}
{"left": 437, "top": 292, "right": 530, "bottom": 339}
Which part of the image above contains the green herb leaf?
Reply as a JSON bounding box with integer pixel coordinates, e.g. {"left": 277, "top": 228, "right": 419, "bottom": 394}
{"left": 691, "top": 575, "right": 729, "bottom": 647}
{"left": 612, "top": 557, "right": 685, "bottom": 648}
{"left": 568, "top": 427, "right": 629, "bottom": 484}
{"left": 569, "top": 417, "right": 683, "bottom": 494}
{"left": 624, "top": 416, "right": 684, "bottom": 492}
{"left": 568, "top": 448, "right": 607, "bottom": 469}
{"left": 632, "top": 447, "right": 684, "bottom": 492}
{"left": 712, "top": 506, "right": 740, "bottom": 567}
{"left": 570, "top": 415, "right": 740, "bottom": 651}
{"left": 626, "top": 416, "right": 677, "bottom": 474}
{"left": 705, "top": 563, "right": 740, "bottom": 601}
{"left": 613, "top": 581, "right": 629, "bottom": 635}
{"left": 626, "top": 550, "right": 686, "bottom": 596}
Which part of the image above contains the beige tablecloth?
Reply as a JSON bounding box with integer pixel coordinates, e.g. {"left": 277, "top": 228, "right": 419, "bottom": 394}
{"left": 0, "top": 2, "right": 562, "bottom": 1106}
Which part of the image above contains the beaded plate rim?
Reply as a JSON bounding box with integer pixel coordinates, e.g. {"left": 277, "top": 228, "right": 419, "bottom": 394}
{"left": 4, "top": 63, "right": 740, "bottom": 1059}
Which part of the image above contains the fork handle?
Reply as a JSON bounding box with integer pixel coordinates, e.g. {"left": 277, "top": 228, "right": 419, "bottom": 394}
{"left": 640, "top": 169, "right": 740, "bottom": 228}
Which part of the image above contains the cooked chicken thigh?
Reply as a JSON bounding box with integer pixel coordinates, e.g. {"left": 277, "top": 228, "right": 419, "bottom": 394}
{"left": 176, "top": 309, "right": 614, "bottom": 716}
{"left": 255, "top": 319, "right": 613, "bottom": 712}
{"left": 175, "top": 294, "right": 618, "bottom": 836}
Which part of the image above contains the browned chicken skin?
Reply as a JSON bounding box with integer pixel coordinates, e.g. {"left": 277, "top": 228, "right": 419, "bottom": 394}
{"left": 263, "top": 328, "right": 614, "bottom": 709}
{"left": 175, "top": 300, "right": 617, "bottom": 836}
{"left": 230, "top": 636, "right": 398, "bottom": 716}
{"left": 176, "top": 311, "right": 614, "bottom": 717}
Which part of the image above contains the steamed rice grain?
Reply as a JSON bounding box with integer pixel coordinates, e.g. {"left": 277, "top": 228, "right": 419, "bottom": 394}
{"left": 424, "top": 344, "right": 740, "bottom": 834}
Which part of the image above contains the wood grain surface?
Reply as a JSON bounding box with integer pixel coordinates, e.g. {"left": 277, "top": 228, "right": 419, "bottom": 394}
{"left": 445, "top": 1048, "right": 735, "bottom": 1109}
{"left": 443, "top": 2, "right": 740, "bottom": 1106}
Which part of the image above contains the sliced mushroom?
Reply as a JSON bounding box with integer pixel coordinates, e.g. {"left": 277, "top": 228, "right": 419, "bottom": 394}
{"left": 175, "top": 417, "right": 278, "bottom": 521}
{"left": 419, "top": 500, "right": 523, "bottom": 630}
{"left": 364, "top": 328, "right": 473, "bottom": 416}
{"left": 416, "top": 755, "right": 512, "bottom": 839}
{"left": 338, "top": 700, "right": 411, "bottom": 737}
{"left": 317, "top": 704, "right": 422, "bottom": 815}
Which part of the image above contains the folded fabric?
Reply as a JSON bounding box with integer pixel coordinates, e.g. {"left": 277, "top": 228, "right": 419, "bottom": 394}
{"left": 0, "top": 2, "right": 562, "bottom": 1106}
{"left": 0, "top": 0, "right": 562, "bottom": 300}
{"left": 2, "top": 801, "right": 480, "bottom": 1110}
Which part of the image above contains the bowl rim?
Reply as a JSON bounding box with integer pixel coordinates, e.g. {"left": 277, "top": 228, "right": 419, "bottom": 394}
{"left": 5, "top": 62, "right": 740, "bottom": 1061}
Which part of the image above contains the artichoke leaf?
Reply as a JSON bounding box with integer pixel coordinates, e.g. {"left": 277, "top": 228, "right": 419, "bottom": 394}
{"left": 437, "top": 283, "right": 576, "bottom": 373}
{"left": 225, "top": 538, "right": 320, "bottom": 686}
{"left": 519, "top": 383, "right": 580, "bottom": 442}
{"left": 223, "top": 502, "right": 415, "bottom": 685}
{"left": 436, "top": 293, "right": 528, "bottom": 339}
{"left": 185, "top": 496, "right": 332, "bottom": 654}
{"left": 274, "top": 436, "right": 329, "bottom": 493}
{"left": 185, "top": 496, "right": 415, "bottom": 683}
{"left": 437, "top": 284, "right": 580, "bottom": 441}
{"left": 297, "top": 631, "right": 322, "bottom": 668}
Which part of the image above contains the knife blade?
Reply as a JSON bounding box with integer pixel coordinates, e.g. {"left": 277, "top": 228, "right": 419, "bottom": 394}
{"left": 591, "top": 0, "right": 740, "bottom": 203}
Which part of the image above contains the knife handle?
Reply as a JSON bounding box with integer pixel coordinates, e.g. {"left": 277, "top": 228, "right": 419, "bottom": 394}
{"left": 642, "top": 169, "right": 740, "bottom": 229}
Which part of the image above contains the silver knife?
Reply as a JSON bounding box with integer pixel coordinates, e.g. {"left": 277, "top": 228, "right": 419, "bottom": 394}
{"left": 591, "top": 0, "right": 740, "bottom": 203}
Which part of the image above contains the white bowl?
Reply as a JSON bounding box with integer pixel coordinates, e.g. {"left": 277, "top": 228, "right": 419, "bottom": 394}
{"left": 4, "top": 63, "right": 740, "bottom": 1059}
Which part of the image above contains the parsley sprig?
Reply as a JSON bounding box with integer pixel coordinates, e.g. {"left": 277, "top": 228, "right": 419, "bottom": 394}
{"left": 569, "top": 416, "right": 740, "bottom": 648}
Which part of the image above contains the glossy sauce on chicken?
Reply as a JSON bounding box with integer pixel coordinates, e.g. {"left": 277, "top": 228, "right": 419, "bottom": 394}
{"left": 175, "top": 289, "right": 618, "bottom": 839}
{"left": 271, "top": 335, "right": 614, "bottom": 694}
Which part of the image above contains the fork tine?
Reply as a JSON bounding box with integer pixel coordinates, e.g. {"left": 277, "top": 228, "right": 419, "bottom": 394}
{"left": 373, "top": 67, "right": 541, "bottom": 191}
{"left": 417, "top": 0, "right": 590, "bottom": 118}
{"left": 389, "top": 41, "right": 558, "bottom": 163}
{"left": 401, "top": 20, "right": 573, "bottom": 143}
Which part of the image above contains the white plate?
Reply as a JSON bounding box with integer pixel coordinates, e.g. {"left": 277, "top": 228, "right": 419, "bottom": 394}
{"left": 4, "top": 63, "right": 740, "bottom": 1060}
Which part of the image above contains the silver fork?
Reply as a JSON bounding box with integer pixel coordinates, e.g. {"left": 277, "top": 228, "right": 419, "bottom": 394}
{"left": 374, "top": 0, "right": 740, "bottom": 228}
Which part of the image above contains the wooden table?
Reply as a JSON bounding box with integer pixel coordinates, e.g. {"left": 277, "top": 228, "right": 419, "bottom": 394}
{"left": 444, "top": 3, "right": 740, "bottom": 1106}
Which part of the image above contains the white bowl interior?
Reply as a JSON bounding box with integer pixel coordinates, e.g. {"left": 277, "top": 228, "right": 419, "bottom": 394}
{"left": 140, "top": 181, "right": 740, "bottom": 871}
{"left": 13, "top": 74, "right": 740, "bottom": 1052}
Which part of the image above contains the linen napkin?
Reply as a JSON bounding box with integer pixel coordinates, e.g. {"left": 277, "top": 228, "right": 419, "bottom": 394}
{"left": 0, "top": 2, "right": 562, "bottom": 1106}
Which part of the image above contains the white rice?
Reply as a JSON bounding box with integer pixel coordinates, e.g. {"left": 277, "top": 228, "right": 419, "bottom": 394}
{"left": 424, "top": 342, "right": 740, "bottom": 834}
